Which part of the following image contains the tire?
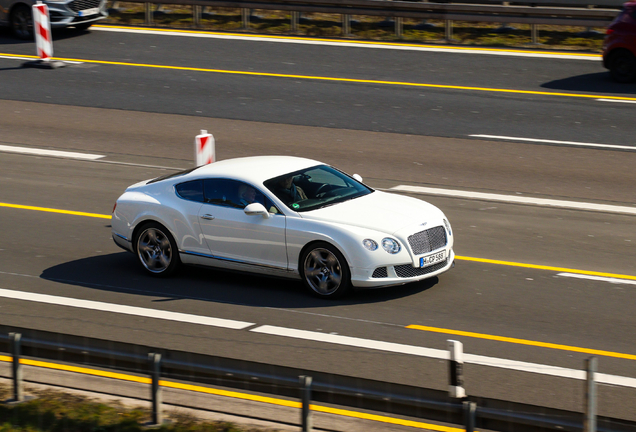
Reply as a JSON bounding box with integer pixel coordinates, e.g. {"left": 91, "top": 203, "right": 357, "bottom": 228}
{"left": 10, "top": 5, "right": 33, "bottom": 40}
{"left": 300, "top": 242, "right": 352, "bottom": 299}
{"left": 609, "top": 50, "right": 636, "bottom": 83}
{"left": 134, "top": 222, "right": 180, "bottom": 277}
{"left": 74, "top": 22, "right": 93, "bottom": 31}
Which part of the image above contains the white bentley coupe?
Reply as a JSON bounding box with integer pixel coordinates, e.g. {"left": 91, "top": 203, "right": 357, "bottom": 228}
{"left": 112, "top": 156, "right": 454, "bottom": 298}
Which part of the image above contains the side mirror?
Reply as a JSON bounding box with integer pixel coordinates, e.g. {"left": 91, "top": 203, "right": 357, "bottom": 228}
{"left": 352, "top": 173, "right": 363, "bottom": 182}
{"left": 244, "top": 202, "right": 270, "bottom": 218}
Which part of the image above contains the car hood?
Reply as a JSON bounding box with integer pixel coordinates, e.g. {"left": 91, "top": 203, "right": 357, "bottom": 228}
{"left": 301, "top": 190, "right": 443, "bottom": 235}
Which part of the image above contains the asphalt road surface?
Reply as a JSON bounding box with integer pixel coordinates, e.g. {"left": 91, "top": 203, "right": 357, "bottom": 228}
{"left": 0, "top": 25, "right": 635, "bottom": 424}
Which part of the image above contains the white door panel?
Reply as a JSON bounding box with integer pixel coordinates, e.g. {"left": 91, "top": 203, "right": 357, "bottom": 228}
{"left": 198, "top": 205, "right": 287, "bottom": 269}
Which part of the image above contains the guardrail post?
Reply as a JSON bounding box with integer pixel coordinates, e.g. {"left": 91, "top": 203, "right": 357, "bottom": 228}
{"left": 291, "top": 11, "right": 300, "bottom": 33}
{"left": 342, "top": 14, "right": 351, "bottom": 36}
{"left": 584, "top": 357, "right": 597, "bottom": 432}
{"left": 300, "top": 375, "right": 312, "bottom": 432}
{"left": 149, "top": 353, "right": 162, "bottom": 425}
{"left": 241, "top": 8, "right": 250, "bottom": 29}
{"left": 193, "top": 5, "right": 201, "bottom": 27}
{"left": 9, "top": 333, "right": 23, "bottom": 402}
{"left": 144, "top": 2, "right": 153, "bottom": 25}
{"left": 395, "top": 16, "right": 403, "bottom": 38}
{"left": 531, "top": 23, "right": 538, "bottom": 44}
{"left": 444, "top": 19, "right": 453, "bottom": 42}
{"left": 448, "top": 340, "right": 466, "bottom": 399}
{"left": 463, "top": 401, "right": 477, "bottom": 432}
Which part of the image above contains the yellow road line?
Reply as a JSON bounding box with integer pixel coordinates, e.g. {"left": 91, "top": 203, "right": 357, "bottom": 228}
{"left": 0, "top": 203, "right": 111, "bottom": 219}
{"left": 94, "top": 25, "right": 600, "bottom": 58}
{"left": 0, "top": 355, "right": 458, "bottom": 431}
{"left": 1, "top": 201, "right": 635, "bottom": 282}
{"left": 310, "top": 405, "right": 463, "bottom": 432}
{"left": 2, "top": 52, "right": 631, "bottom": 101}
{"left": 21, "top": 359, "right": 152, "bottom": 383}
{"left": 406, "top": 325, "right": 636, "bottom": 360}
{"left": 455, "top": 255, "right": 636, "bottom": 281}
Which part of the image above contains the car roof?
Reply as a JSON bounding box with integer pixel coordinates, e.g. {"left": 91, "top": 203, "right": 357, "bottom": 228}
{"left": 186, "top": 156, "right": 324, "bottom": 184}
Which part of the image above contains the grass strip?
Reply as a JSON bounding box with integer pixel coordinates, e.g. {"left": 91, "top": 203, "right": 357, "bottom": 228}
{"left": 0, "top": 385, "right": 276, "bottom": 432}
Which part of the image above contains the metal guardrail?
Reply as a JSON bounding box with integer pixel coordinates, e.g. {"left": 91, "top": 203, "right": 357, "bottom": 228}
{"left": 109, "top": 0, "right": 620, "bottom": 45}
{"left": 1, "top": 326, "right": 636, "bottom": 432}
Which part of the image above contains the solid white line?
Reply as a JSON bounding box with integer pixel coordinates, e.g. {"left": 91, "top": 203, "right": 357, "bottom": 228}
{"left": 470, "top": 134, "right": 636, "bottom": 151}
{"left": 389, "top": 185, "right": 636, "bottom": 216}
{"left": 0, "top": 145, "right": 104, "bottom": 160}
{"left": 0, "top": 288, "right": 254, "bottom": 330}
{"left": 0, "top": 55, "right": 83, "bottom": 64}
{"left": 251, "top": 325, "right": 636, "bottom": 388}
{"left": 557, "top": 273, "right": 636, "bottom": 286}
{"left": 252, "top": 325, "right": 449, "bottom": 358}
{"left": 92, "top": 27, "right": 598, "bottom": 60}
{"left": 597, "top": 98, "right": 636, "bottom": 104}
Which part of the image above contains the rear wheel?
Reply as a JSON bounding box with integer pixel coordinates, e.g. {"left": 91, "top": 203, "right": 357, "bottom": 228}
{"left": 609, "top": 50, "right": 636, "bottom": 83}
{"left": 134, "top": 222, "right": 180, "bottom": 277}
{"left": 10, "top": 5, "right": 33, "bottom": 40}
{"left": 300, "top": 242, "right": 352, "bottom": 299}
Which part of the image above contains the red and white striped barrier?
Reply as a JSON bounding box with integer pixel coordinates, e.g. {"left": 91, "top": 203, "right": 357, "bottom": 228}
{"left": 23, "top": 2, "right": 64, "bottom": 68}
{"left": 195, "top": 130, "right": 215, "bottom": 166}
{"left": 33, "top": 2, "right": 52, "bottom": 61}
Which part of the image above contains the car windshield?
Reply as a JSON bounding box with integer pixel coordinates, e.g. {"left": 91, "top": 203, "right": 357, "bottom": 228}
{"left": 264, "top": 165, "right": 373, "bottom": 212}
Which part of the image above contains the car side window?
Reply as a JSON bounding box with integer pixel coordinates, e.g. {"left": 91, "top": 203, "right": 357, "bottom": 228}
{"left": 235, "top": 181, "right": 282, "bottom": 214}
{"left": 204, "top": 179, "right": 282, "bottom": 213}
{"left": 203, "top": 179, "right": 243, "bottom": 208}
{"left": 175, "top": 180, "right": 204, "bottom": 202}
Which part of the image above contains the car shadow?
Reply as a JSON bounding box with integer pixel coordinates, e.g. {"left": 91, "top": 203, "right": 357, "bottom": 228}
{"left": 39, "top": 253, "right": 439, "bottom": 308}
{"left": 541, "top": 72, "right": 636, "bottom": 94}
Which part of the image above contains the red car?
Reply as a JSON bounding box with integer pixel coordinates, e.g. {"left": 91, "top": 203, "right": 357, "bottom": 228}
{"left": 603, "top": 1, "right": 636, "bottom": 82}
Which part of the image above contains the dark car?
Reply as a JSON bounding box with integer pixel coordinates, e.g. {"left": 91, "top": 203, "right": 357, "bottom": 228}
{"left": 0, "top": 0, "right": 108, "bottom": 39}
{"left": 603, "top": 1, "right": 636, "bottom": 82}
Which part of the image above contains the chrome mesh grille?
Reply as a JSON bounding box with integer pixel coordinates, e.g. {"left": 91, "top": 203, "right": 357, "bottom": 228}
{"left": 408, "top": 226, "right": 447, "bottom": 255}
{"left": 394, "top": 259, "right": 448, "bottom": 278}
{"left": 372, "top": 267, "right": 388, "bottom": 278}
{"left": 69, "top": 0, "right": 102, "bottom": 12}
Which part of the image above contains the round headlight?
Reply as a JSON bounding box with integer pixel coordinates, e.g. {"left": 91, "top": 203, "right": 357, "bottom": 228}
{"left": 443, "top": 218, "right": 452, "bottom": 236}
{"left": 362, "top": 239, "right": 378, "bottom": 251}
{"left": 381, "top": 238, "right": 401, "bottom": 254}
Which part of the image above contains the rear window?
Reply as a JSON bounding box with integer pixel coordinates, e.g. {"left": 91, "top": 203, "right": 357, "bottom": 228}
{"left": 148, "top": 167, "right": 198, "bottom": 184}
{"left": 175, "top": 180, "right": 204, "bottom": 202}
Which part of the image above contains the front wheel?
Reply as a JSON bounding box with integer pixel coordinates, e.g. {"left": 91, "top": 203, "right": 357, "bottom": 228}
{"left": 10, "top": 5, "right": 33, "bottom": 40}
{"left": 300, "top": 242, "right": 352, "bottom": 299}
{"left": 134, "top": 222, "right": 180, "bottom": 277}
{"left": 609, "top": 50, "right": 636, "bottom": 83}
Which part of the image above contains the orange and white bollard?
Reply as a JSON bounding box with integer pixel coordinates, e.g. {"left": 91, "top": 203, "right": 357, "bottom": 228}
{"left": 23, "top": 2, "right": 65, "bottom": 68}
{"left": 195, "top": 130, "right": 215, "bottom": 166}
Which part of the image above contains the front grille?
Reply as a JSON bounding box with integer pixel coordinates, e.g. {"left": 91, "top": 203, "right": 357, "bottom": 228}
{"left": 372, "top": 267, "right": 388, "bottom": 278}
{"left": 394, "top": 259, "right": 448, "bottom": 278}
{"left": 69, "top": 0, "right": 102, "bottom": 12}
{"left": 408, "top": 226, "right": 447, "bottom": 255}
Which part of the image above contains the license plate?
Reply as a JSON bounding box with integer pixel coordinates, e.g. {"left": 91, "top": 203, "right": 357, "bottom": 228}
{"left": 78, "top": 7, "right": 99, "bottom": 16}
{"left": 420, "top": 250, "right": 446, "bottom": 268}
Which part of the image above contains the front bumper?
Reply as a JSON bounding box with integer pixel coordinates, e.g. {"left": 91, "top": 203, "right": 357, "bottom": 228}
{"left": 351, "top": 248, "right": 455, "bottom": 288}
{"left": 46, "top": 0, "right": 108, "bottom": 28}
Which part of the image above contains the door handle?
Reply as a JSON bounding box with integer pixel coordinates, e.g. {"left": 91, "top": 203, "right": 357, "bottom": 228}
{"left": 201, "top": 214, "right": 215, "bottom": 220}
